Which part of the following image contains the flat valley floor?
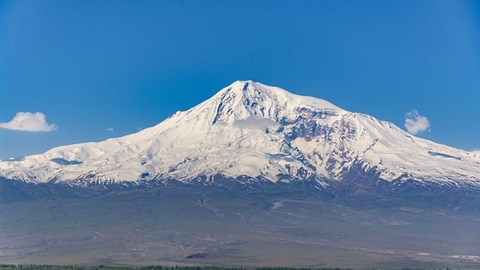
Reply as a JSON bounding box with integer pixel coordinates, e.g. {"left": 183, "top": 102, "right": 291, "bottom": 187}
{"left": 1, "top": 186, "right": 480, "bottom": 269}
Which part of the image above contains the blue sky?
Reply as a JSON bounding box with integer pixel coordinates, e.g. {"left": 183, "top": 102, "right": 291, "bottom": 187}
{"left": 1, "top": 0, "right": 479, "bottom": 159}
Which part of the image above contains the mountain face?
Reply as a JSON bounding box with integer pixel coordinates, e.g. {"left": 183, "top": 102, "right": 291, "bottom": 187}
{"left": 3, "top": 81, "right": 480, "bottom": 268}
{"left": 2, "top": 81, "right": 480, "bottom": 189}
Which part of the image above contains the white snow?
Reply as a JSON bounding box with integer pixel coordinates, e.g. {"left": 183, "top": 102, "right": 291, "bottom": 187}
{"left": 1, "top": 80, "right": 479, "bottom": 187}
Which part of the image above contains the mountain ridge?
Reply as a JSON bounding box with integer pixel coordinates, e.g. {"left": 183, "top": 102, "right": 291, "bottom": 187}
{"left": 2, "top": 81, "right": 479, "bottom": 188}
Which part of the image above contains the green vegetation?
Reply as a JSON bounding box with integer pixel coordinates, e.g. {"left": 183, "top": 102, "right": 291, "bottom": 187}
{"left": 0, "top": 265, "right": 353, "bottom": 270}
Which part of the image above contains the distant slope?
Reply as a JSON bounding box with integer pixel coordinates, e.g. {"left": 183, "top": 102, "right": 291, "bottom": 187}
{"left": 2, "top": 186, "right": 480, "bottom": 268}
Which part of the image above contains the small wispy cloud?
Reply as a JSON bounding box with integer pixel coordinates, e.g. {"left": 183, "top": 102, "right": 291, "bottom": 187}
{"left": 0, "top": 112, "right": 57, "bottom": 132}
{"left": 404, "top": 110, "right": 430, "bottom": 135}
{"left": 105, "top": 127, "right": 115, "bottom": 132}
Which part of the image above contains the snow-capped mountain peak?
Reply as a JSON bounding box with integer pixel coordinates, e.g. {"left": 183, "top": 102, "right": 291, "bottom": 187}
{"left": 1, "top": 81, "right": 479, "bottom": 188}
{"left": 165, "top": 80, "right": 344, "bottom": 131}
{"left": 206, "top": 80, "right": 343, "bottom": 124}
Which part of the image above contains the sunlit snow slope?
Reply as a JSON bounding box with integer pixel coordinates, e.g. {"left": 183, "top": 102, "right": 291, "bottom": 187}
{"left": 2, "top": 81, "right": 479, "bottom": 187}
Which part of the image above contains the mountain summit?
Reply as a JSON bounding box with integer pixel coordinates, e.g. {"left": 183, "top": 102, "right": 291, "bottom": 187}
{"left": 2, "top": 81, "right": 480, "bottom": 188}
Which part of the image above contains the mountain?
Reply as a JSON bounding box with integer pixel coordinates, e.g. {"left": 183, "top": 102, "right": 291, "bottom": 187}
{"left": 3, "top": 81, "right": 480, "bottom": 268}
{"left": 2, "top": 80, "right": 480, "bottom": 189}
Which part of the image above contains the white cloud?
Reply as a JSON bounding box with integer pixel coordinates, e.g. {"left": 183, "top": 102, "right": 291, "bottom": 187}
{"left": 105, "top": 127, "right": 115, "bottom": 132}
{"left": 0, "top": 112, "right": 57, "bottom": 132}
{"left": 404, "top": 110, "right": 430, "bottom": 135}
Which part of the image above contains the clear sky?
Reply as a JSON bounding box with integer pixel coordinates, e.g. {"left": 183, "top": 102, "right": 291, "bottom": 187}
{"left": 1, "top": 0, "right": 479, "bottom": 159}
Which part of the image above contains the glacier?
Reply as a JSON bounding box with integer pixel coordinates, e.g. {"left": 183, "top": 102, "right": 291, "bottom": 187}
{"left": 1, "top": 80, "right": 479, "bottom": 189}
